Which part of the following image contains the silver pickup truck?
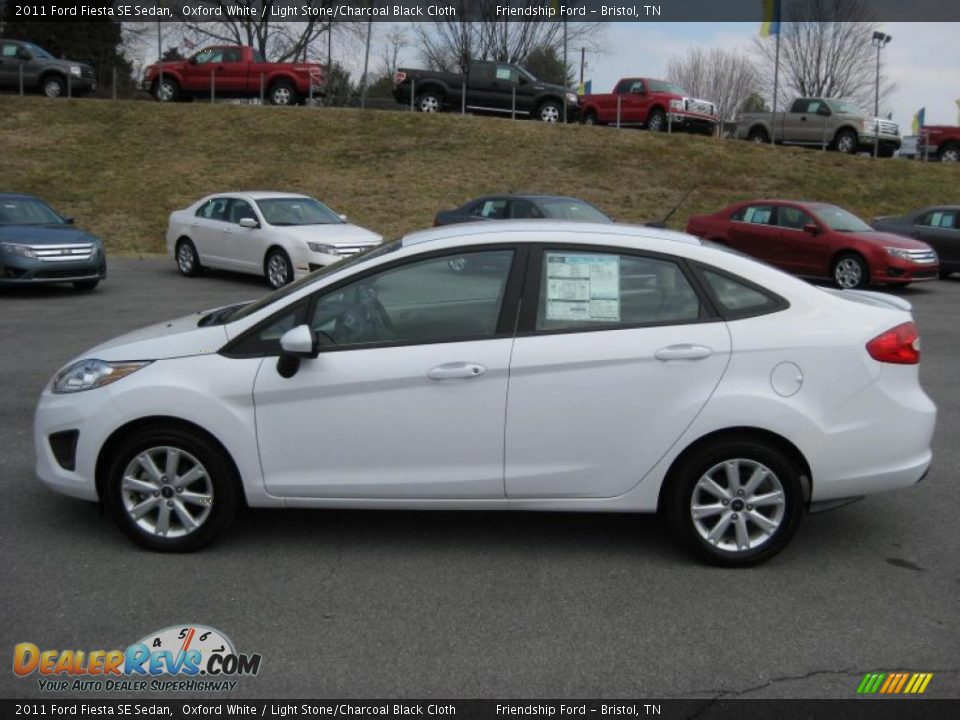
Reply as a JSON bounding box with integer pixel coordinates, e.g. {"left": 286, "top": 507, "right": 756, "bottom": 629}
{"left": 736, "top": 97, "right": 901, "bottom": 157}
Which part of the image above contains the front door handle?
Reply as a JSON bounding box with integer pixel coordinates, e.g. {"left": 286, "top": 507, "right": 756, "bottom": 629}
{"left": 654, "top": 344, "right": 713, "bottom": 361}
{"left": 427, "top": 363, "right": 487, "bottom": 380}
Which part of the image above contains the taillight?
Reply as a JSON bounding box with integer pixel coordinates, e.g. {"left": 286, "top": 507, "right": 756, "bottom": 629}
{"left": 866, "top": 322, "right": 920, "bottom": 364}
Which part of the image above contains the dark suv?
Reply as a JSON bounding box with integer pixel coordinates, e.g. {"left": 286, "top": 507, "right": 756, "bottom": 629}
{"left": 0, "top": 39, "right": 96, "bottom": 97}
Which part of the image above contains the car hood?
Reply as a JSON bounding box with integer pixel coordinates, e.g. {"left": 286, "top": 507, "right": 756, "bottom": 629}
{"left": 80, "top": 312, "right": 230, "bottom": 362}
{"left": 841, "top": 230, "right": 931, "bottom": 249}
{"left": 0, "top": 225, "right": 99, "bottom": 244}
{"left": 274, "top": 223, "right": 382, "bottom": 246}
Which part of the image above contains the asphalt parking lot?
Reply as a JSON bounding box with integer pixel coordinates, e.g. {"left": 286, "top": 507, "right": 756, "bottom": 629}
{"left": 1, "top": 259, "right": 958, "bottom": 699}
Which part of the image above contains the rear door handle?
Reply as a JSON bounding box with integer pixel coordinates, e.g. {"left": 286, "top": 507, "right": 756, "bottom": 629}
{"left": 654, "top": 344, "right": 713, "bottom": 361}
{"left": 427, "top": 363, "right": 487, "bottom": 380}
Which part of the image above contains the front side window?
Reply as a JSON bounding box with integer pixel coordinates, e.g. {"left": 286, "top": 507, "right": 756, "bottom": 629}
{"left": 196, "top": 198, "right": 229, "bottom": 221}
{"left": 193, "top": 48, "right": 223, "bottom": 65}
{"left": 309, "top": 250, "right": 515, "bottom": 347}
{"left": 221, "top": 48, "right": 242, "bottom": 63}
{"left": 918, "top": 211, "right": 957, "bottom": 229}
{"left": 536, "top": 251, "right": 701, "bottom": 332}
{"left": 776, "top": 206, "right": 814, "bottom": 231}
{"left": 511, "top": 200, "right": 544, "bottom": 219}
{"left": 227, "top": 199, "right": 257, "bottom": 224}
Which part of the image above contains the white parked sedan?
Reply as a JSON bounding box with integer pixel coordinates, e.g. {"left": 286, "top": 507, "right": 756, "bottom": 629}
{"left": 36, "top": 222, "right": 935, "bottom": 565}
{"left": 165, "top": 192, "right": 383, "bottom": 289}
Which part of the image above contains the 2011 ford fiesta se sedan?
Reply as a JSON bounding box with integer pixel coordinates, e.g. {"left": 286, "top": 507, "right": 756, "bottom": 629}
{"left": 34, "top": 222, "right": 936, "bottom": 565}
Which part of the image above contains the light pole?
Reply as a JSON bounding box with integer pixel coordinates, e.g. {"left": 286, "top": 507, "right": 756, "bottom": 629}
{"left": 871, "top": 30, "right": 892, "bottom": 158}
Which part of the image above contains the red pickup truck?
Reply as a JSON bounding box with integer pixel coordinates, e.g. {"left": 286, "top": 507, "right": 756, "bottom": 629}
{"left": 579, "top": 78, "right": 719, "bottom": 134}
{"left": 920, "top": 126, "right": 960, "bottom": 163}
{"left": 141, "top": 45, "right": 324, "bottom": 106}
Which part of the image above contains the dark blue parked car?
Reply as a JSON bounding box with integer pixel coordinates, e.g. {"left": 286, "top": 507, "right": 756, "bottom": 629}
{"left": 0, "top": 193, "right": 106, "bottom": 290}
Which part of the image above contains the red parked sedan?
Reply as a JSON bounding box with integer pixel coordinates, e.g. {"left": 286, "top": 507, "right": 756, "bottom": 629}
{"left": 686, "top": 200, "right": 939, "bottom": 289}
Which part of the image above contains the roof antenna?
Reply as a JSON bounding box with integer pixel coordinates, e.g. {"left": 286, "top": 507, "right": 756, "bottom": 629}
{"left": 645, "top": 187, "right": 698, "bottom": 229}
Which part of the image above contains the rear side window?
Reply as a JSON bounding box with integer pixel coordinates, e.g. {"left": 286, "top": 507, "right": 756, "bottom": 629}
{"left": 732, "top": 205, "right": 775, "bottom": 225}
{"left": 700, "top": 268, "right": 786, "bottom": 318}
{"left": 918, "top": 211, "right": 957, "bottom": 229}
{"left": 470, "top": 199, "right": 509, "bottom": 220}
{"left": 536, "top": 251, "right": 702, "bottom": 332}
{"left": 196, "top": 198, "right": 229, "bottom": 221}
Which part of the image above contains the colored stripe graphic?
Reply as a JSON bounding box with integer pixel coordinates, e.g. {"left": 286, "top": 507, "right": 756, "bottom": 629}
{"left": 858, "top": 672, "right": 932, "bottom": 694}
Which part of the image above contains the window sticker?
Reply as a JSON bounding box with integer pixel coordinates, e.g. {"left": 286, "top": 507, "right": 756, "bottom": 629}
{"left": 545, "top": 253, "right": 620, "bottom": 323}
{"left": 496, "top": 66, "right": 513, "bottom": 80}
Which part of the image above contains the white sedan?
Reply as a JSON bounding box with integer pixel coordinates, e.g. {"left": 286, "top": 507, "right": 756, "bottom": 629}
{"left": 35, "top": 221, "right": 936, "bottom": 565}
{"left": 165, "top": 192, "right": 383, "bottom": 289}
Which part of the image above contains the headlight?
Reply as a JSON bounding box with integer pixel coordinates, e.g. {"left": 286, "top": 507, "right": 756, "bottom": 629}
{"left": 307, "top": 242, "right": 337, "bottom": 254}
{"left": 565, "top": 91, "right": 578, "bottom": 105}
{"left": 669, "top": 99, "right": 685, "bottom": 111}
{"left": 52, "top": 359, "right": 151, "bottom": 394}
{"left": 886, "top": 247, "right": 928, "bottom": 262}
{"left": 1, "top": 242, "right": 36, "bottom": 258}
{"left": 70, "top": 65, "right": 82, "bottom": 78}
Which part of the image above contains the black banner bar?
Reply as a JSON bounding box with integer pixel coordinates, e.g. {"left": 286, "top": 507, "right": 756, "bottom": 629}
{"left": 5, "top": 0, "right": 960, "bottom": 23}
{"left": 2, "top": 700, "right": 960, "bottom": 720}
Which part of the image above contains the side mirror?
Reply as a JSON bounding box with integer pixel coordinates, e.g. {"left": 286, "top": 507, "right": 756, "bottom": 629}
{"left": 62, "top": 217, "right": 75, "bottom": 225}
{"left": 803, "top": 223, "right": 820, "bottom": 235}
{"left": 188, "top": 57, "right": 197, "bottom": 66}
{"left": 277, "top": 325, "right": 320, "bottom": 379}
{"left": 238, "top": 217, "right": 259, "bottom": 229}
{"left": 338, "top": 214, "right": 348, "bottom": 222}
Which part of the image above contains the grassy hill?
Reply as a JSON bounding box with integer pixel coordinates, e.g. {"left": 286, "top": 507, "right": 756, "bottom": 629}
{"left": 1, "top": 96, "right": 957, "bottom": 255}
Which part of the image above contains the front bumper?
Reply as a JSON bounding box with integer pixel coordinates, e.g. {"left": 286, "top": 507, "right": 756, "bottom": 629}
{"left": 858, "top": 134, "right": 901, "bottom": 152}
{"left": 0, "top": 257, "right": 106, "bottom": 285}
{"left": 871, "top": 259, "right": 939, "bottom": 284}
{"left": 668, "top": 111, "right": 719, "bottom": 132}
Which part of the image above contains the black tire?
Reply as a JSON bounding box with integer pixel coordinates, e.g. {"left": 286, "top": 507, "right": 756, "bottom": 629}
{"left": 40, "top": 74, "right": 66, "bottom": 98}
{"left": 832, "top": 252, "right": 869, "bottom": 289}
{"left": 581, "top": 110, "right": 599, "bottom": 126}
{"left": 417, "top": 91, "right": 443, "bottom": 113}
{"left": 939, "top": 268, "right": 954, "bottom": 279}
{"left": 265, "top": 248, "right": 293, "bottom": 289}
{"left": 665, "top": 439, "right": 804, "bottom": 567}
{"left": 747, "top": 126, "right": 769, "bottom": 143}
{"left": 268, "top": 80, "right": 298, "bottom": 106}
{"left": 647, "top": 107, "right": 667, "bottom": 132}
{"left": 833, "top": 129, "right": 859, "bottom": 155}
{"left": 151, "top": 77, "right": 180, "bottom": 102}
{"left": 878, "top": 146, "right": 896, "bottom": 159}
{"left": 536, "top": 100, "right": 562, "bottom": 123}
{"left": 73, "top": 279, "right": 99, "bottom": 291}
{"left": 104, "top": 426, "right": 239, "bottom": 552}
{"left": 939, "top": 143, "right": 959, "bottom": 163}
{"left": 175, "top": 238, "right": 202, "bottom": 277}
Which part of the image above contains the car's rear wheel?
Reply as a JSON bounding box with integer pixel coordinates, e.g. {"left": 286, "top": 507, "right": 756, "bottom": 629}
{"left": 265, "top": 248, "right": 293, "bottom": 288}
{"left": 73, "top": 279, "right": 99, "bottom": 291}
{"left": 175, "top": 238, "right": 202, "bottom": 277}
{"left": 665, "top": 440, "right": 803, "bottom": 567}
{"left": 833, "top": 253, "right": 869, "bottom": 289}
{"left": 105, "top": 427, "right": 239, "bottom": 552}
{"left": 940, "top": 144, "right": 959, "bottom": 163}
{"left": 748, "top": 127, "right": 769, "bottom": 143}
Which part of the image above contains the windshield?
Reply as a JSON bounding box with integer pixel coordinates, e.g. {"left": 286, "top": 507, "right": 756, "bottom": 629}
{"left": 24, "top": 42, "right": 53, "bottom": 59}
{"left": 812, "top": 204, "right": 872, "bottom": 232}
{"left": 226, "top": 240, "right": 402, "bottom": 323}
{"left": 538, "top": 199, "right": 611, "bottom": 223}
{"left": 829, "top": 100, "right": 862, "bottom": 115}
{"left": 0, "top": 197, "right": 65, "bottom": 225}
{"left": 256, "top": 198, "right": 344, "bottom": 226}
{"left": 647, "top": 80, "right": 688, "bottom": 95}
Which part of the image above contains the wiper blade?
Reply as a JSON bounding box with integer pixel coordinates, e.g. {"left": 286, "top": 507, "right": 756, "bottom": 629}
{"left": 197, "top": 303, "right": 246, "bottom": 326}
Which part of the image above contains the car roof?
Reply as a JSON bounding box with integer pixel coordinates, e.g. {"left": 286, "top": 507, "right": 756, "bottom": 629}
{"left": 210, "top": 191, "right": 312, "bottom": 200}
{"left": 402, "top": 220, "right": 702, "bottom": 247}
{"left": 469, "top": 194, "right": 594, "bottom": 202}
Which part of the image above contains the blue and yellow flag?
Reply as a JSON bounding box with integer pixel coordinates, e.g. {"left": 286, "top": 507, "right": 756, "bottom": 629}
{"left": 911, "top": 108, "right": 925, "bottom": 135}
{"left": 577, "top": 80, "right": 592, "bottom": 96}
{"left": 760, "top": 0, "right": 781, "bottom": 37}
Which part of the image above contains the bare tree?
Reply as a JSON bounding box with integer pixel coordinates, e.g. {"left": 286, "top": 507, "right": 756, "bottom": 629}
{"left": 667, "top": 47, "right": 760, "bottom": 121}
{"left": 753, "top": 0, "right": 896, "bottom": 113}
{"left": 413, "top": 0, "right": 602, "bottom": 76}
{"left": 378, "top": 26, "right": 408, "bottom": 77}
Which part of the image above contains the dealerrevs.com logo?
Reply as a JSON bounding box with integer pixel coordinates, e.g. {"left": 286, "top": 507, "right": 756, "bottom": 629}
{"left": 13, "top": 625, "right": 262, "bottom": 692}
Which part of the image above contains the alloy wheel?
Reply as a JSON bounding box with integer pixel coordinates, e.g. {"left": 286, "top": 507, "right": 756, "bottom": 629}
{"left": 540, "top": 105, "right": 560, "bottom": 123}
{"left": 273, "top": 87, "right": 293, "bottom": 105}
{"left": 120, "top": 446, "right": 213, "bottom": 539}
{"left": 834, "top": 258, "right": 864, "bottom": 288}
{"left": 43, "top": 80, "right": 63, "bottom": 98}
{"left": 177, "top": 243, "right": 194, "bottom": 274}
{"left": 942, "top": 148, "right": 959, "bottom": 163}
{"left": 156, "top": 81, "right": 176, "bottom": 102}
{"left": 419, "top": 95, "right": 440, "bottom": 112}
{"left": 267, "top": 253, "right": 290, "bottom": 287}
{"left": 690, "top": 459, "right": 787, "bottom": 553}
{"left": 837, "top": 135, "right": 856, "bottom": 153}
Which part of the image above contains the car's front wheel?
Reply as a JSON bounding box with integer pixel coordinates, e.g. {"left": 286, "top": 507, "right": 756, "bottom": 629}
{"left": 834, "top": 129, "right": 859, "bottom": 155}
{"left": 41, "top": 74, "right": 67, "bottom": 98}
{"left": 175, "top": 238, "right": 202, "bottom": 277}
{"left": 833, "top": 253, "right": 869, "bottom": 289}
{"left": 105, "top": 426, "right": 239, "bottom": 552}
{"left": 265, "top": 248, "right": 293, "bottom": 289}
{"left": 647, "top": 108, "right": 667, "bottom": 132}
{"left": 665, "top": 439, "right": 804, "bottom": 567}
{"left": 537, "top": 100, "right": 562, "bottom": 123}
